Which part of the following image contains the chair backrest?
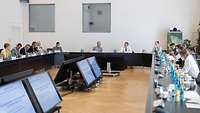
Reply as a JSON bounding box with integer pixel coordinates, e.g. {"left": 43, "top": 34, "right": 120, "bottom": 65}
{"left": 47, "top": 48, "right": 53, "bottom": 52}
{"left": 0, "top": 49, "right": 3, "bottom": 53}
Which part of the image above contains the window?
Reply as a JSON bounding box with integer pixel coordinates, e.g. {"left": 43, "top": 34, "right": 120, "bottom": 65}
{"left": 29, "top": 4, "right": 55, "bottom": 32}
{"left": 83, "top": 3, "right": 111, "bottom": 33}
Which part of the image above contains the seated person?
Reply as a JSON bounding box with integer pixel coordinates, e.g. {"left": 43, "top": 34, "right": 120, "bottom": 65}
{"left": 153, "top": 41, "right": 162, "bottom": 54}
{"left": 179, "top": 49, "right": 200, "bottom": 84}
{"left": 37, "top": 41, "right": 45, "bottom": 53}
{"left": 175, "top": 44, "right": 184, "bottom": 68}
{"left": 11, "top": 43, "right": 22, "bottom": 58}
{"left": 188, "top": 47, "right": 196, "bottom": 58}
{"left": 53, "top": 42, "right": 63, "bottom": 52}
{"left": 20, "top": 44, "right": 31, "bottom": 55}
{"left": 120, "top": 41, "right": 133, "bottom": 53}
{"left": 169, "top": 43, "right": 177, "bottom": 55}
{"left": 92, "top": 41, "right": 103, "bottom": 52}
{"left": 27, "top": 41, "right": 38, "bottom": 53}
{"left": 0, "top": 43, "right": 11, "bottom": 60}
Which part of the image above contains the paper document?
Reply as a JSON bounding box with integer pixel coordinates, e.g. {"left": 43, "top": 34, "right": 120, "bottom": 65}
{"left": 187, "top": 99, "right": 200, "bottom": 104}
{"left": 184, "top": 91, "right": 200, "bottom": 99}
{"left": 186, "top": 103, "right": 200, "bottom": 109}
{"left": 153, "top": 99, "right": 163, "bottom": 107}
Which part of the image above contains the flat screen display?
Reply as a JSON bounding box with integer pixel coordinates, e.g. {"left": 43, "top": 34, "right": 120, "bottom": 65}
{"left": 76, "top": 60, "right": 96, "bottom": 86}
{"left": 87, "top": 57, "right": 102, "bottom": 78}
{"left": 0, "top": 81, "right": 36, "bottom": 113}
{"left": 28, "top": 72, "right": 61, "bottom": 113}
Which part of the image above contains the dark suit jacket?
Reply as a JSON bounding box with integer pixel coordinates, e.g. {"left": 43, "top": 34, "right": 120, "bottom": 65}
{"left": 27, "top": 46, "right": 38, "bottom": 53}
{"left": 20, "top": 47, "right": 26, "bottom": 55}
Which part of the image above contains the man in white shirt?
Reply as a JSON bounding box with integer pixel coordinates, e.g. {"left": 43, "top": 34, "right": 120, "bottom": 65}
{"left": 120, "top": 42, "right": 133, "bottom": 53}
{"left": 179, "top": 49, "right": 200, "bottom": 82}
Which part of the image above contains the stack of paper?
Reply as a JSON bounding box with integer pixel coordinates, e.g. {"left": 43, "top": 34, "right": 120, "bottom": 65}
{"left": 153, "top": 99, "right": 164, "bottom": 107}
{"left": 186, "top": 103, "right": 200, "bottom": 109}
{"left": 185, "top": 91, "right": 200, "bottom": 99}
{"left": 185, "top": 91, "right": 200, "bottom": 109}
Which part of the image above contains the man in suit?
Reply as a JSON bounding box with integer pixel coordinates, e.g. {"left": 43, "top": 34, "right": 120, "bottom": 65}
{"left": 11, "top": 43, "right": 22, "bottom": 58}
{"left": 20, "top": 44, "right": 31, "bottom": 55}
{"left": 27, "top": 41, "right": 38, "bottom": 53}
{"left": 92, "top": 41, "right": 103, "bottom": 53}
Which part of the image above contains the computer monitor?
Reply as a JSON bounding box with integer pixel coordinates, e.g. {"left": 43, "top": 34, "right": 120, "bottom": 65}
{"left": 87, "top": 56, "right": 102, "bottom": 79}
{"left": 54, "top": 56, "right": 85, "bottom": 84}
{"left": 76, "top": 59, "right": 96, "bottom": 87}
{"left": 0, "top": 81, "right": 36, "bottom": 113}
{"left": 27, "top": 72, "right": 62, "bottom": 113}
{"left": 0, "top": 78, "right": 2, "bottom": 84}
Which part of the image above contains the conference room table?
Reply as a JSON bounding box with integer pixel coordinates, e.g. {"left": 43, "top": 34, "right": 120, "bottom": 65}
{"left": 64, "top": 52, "right": 152, "bottom": 70}
{"left": 0, "top": 52, "right": 64, "bottom": 77}
{"left": 145, "top": 55, "right": 200, "bottom": 113}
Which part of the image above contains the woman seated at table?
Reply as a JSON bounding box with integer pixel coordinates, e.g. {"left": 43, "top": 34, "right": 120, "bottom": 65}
{"left": 179, "top": 49, "right": 200, "bottom": 84}
{"left": 120, "top": 41, "right": 133, "bottom": 53}
{"left": 0, "top": 43, "right": 11, "bottom": 60}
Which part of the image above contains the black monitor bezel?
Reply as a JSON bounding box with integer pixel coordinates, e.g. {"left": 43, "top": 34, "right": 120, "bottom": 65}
{"left": 1, "top": 69, "right": 33, "bottom": 85}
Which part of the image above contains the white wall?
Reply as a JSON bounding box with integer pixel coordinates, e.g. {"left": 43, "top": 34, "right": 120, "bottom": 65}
{"left": 0, "top": 0, "right": 23, "bottom": 48}
{"left": 22, "top": 0, "right": 200, "bottom": 52}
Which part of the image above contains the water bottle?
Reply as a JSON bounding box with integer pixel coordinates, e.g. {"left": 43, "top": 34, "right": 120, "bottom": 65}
{"left": 180, "top": 86, "right": 185, "bottom": 101}
{"left": 80, "top": 49, "right": 84, "bottom": 53}
{"left": 107, "top": 62, "right": 111, "bottom": 73}
{"left": 175, "top": 89, "right": 180, "bottom": 102}
{"left": 170, "top": 64, "right": 175, "bottom": 82}
{"left": 179, "top": 76, "right": 185, "bottom": 101}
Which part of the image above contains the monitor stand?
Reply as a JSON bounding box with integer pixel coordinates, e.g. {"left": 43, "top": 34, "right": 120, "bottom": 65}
{"left": 56, "top": 71, "right": 82, "bottom": 96}
{"left": 83, "top": 87, "right": 93, "bottom": 92}
{"left": 95, "top": 81, "right": 101, "bottom": 87}
{"left": 48, "top": 106, "right": 62, "bottom": 113}
{"left": 102, "top": 70, "right": 120, "bottom": 77}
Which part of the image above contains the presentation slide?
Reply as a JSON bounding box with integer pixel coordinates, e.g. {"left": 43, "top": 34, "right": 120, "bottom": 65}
{"left": 87, "top": 57, "right": 102, "bottom": 78}
{"left": 0, "top": 81, "right": 36, "bottom": 113}
{"left": 28, "top": 72, "right": 61, "bottom": 113}
{"left": 77, "top": 60, "right": 96, "bottom": 86}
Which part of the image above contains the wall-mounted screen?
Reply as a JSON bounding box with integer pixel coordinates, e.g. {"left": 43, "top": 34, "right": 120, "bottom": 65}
{"left": 83, "top": 3, "right": 111, "bottom": 33}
